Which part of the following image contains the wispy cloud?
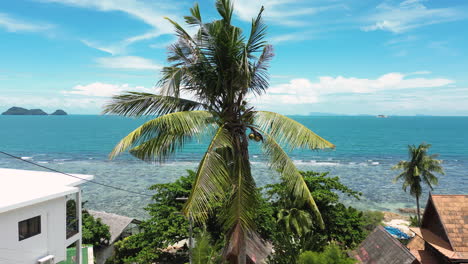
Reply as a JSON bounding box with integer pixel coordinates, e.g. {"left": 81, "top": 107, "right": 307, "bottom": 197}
{"left": 233, "top": 0, "right": 345, "bottom": 27}
{"left": 39, "top": 0, "right": 180, "bottom": 53}
{"left": 96, "top": 56, "right": 162, "bottom": 71}
{"left": 0, "top": 12, "right": 53, "bottom": 33}
{"left": 362, "top": 0, "right": 466, "bottom": 33}
{"left": 269, "top": 31, "right": 315, "bottom": 44}
{"left": 81, "top": 40, "right": 122, "bottom": 55}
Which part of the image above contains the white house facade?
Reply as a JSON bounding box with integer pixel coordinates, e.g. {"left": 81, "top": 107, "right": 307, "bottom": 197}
{"left": 0, "top": 168, "right": 93, "bottom": 264}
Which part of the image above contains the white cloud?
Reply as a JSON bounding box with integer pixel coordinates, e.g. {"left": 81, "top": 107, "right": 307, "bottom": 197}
{"left": 254, "top": 72, "right": 454, "bottom": 106}
{"left": 269, "top": 31, "right": 314, "bottom": 44}
{"left": 362, "top": 0, "right": 465, "bottom": 33}
{"left": 233, "top": 0, "right": 344, "bottom": 27}
{"left": 96, "top": 56, "right": 162, "bottom": 70}
{"left": 61, "top": 82, "right": 152, "bottom": 97}
{"left": 0, "top": 13, "right": 52, "bottom": 33}
{"left": 0, "top": 82, "right": 155, "bottom": 114}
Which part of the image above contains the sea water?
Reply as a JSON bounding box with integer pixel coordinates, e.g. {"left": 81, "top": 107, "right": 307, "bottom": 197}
{"left": 0, "top": 115, "right": 467, "bottom": 219}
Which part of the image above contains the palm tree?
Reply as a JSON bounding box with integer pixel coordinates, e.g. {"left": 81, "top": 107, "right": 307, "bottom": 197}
{"left": 392, "top": 143, "right": 444, "bottom": 225}
{"left": 104, "top": 1, "right": 334, "bottom": 263}
{"left": 277, "top": 208, "right": 313, "bottom": 237}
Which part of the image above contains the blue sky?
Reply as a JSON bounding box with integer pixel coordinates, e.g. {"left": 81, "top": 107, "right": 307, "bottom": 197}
{"left": 1, "top": 0, "right": 467, "bottom": 115}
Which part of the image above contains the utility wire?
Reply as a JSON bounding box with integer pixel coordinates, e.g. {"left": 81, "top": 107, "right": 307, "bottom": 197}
{"left": 0, "top": 151, "right": 153, "bottom": 197}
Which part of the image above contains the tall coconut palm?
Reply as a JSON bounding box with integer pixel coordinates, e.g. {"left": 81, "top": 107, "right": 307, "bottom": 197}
{"left": 104, "top": 1, "right": 334, "bottom": 263}
{"left": 392, "top": 143, "right": 444, "bottom": 225}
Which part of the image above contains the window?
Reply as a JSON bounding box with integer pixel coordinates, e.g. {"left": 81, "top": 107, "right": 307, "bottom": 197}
{"left": 18, "top": 215, "right": 41, "bottom": 241}
{"left": 66, "top": 199, "right": 78, "bottom": 238}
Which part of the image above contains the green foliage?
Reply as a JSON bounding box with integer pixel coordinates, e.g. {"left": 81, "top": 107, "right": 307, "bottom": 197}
{"left": 298, "top": 244, "right": 356, "bottom": 264}
{"left": 192, "top": 229, "right": 223, "bottom": 264}
{"left": 82, "top": 210, "right": 111, "bottom": 247}
{"left": 392, "top": 143, "right": 444, "bottom": 223}
{"left": 267, "top": 171, "right": 366, "bottom": 263}
{"left": 361, "top": 211, "right": 384, "bottom": 233}
{"left": 109, "top": 171, "right": 195, "bottom": 263}
{"left": 104, "top": 0, "right": 335, "bottom": 259}
{"left": 107, "top": 170, "right": 369, "bottom": 264}
{"left": 409, "top": 215, "right": 420, "bottom": 227}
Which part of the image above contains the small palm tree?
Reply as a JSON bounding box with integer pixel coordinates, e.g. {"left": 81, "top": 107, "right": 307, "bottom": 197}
{"left": 392, "top": 143, "right": 444, "bottom": 224}
{"left": 277, "top": 208, "right": 313, "bottom": 237}
{"left": 104, "top": 1, "right": 334, "bottom": 263}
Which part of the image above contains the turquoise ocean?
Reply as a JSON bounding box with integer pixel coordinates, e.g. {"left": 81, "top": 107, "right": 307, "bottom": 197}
{"left": 0, "top": 115, "right": 467, "bottom": 219}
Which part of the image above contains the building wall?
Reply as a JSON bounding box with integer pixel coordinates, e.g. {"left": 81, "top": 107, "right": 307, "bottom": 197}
{"left": 0, "top": 195, "right": 72, "bottom": 264}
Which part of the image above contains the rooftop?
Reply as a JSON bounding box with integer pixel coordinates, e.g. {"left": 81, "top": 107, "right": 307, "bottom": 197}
{"left": 351, "top": 225, "right": 416, "bottom": 264}
{"left": 430, "top": 194, "right": 468, "bottom": 254}
{"left": 88, "top": 210, "right": 138, "bottom": 244}
{"left": 0, "top": 168, "right": 93, "bottom": 214}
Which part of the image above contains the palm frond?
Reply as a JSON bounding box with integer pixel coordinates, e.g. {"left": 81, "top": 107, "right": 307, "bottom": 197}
{"left": 103, "top": 92, "right": 204, "bottom": 117}
{"left": 249, "top": 45, "right": 274, "bottom": 95}
{"left": 246, "top": 6, "right": 267, "bottom": 54}
{"left": 109, "top": 111, "right": 214, "bottom": 161}
{"left": 393, "top": 143, "right": 444, "bottom": 199}
{"left": 254, "top": 111, "right": 335, "bottom": 151}
{"left": 260, "top": 129, "right": 324, "bottom": 228}
{"left": 183, "top": 126, "right": 233, "bottom": 222}
{"left": 216, "top": 0, "right": 234, "bottom": 24}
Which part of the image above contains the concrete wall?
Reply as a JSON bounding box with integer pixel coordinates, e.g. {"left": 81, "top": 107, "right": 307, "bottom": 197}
{"left": 0, "top": 195, "right": 74, "bottom": 264}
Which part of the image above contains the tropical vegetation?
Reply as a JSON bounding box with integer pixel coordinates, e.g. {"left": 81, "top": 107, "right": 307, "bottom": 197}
{"left": 104, "top": 0, "right": 334, "bottom": 262}
{"left": 298, "top": 244, "right": 356, "bottom": 264}
{"left": 107, "top": 170, "right": 376, "bottom": 264}
{"left": 82, "top": 209, "right": 111, "bottom": 248}
{"left": 392, "top": 143, "right": 444, "bottom": 224}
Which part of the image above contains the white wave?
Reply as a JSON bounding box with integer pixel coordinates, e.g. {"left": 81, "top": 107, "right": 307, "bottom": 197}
{"left": 163, "top": 161, "right": 199, "bottom": 167}
{"left": 21, "top": 157, "right": 32, "bottom": 160}
{"left": 371, "top": 162, "right": 380, "bottom": 165}
{"left": 294, "top": 160, "right": 340, "bottom": 166}
{"left": 37, "top": 161, "right": 49, "bottom": 164}
{"left": 253, "top": 155, "right": 259, "bottom": 158}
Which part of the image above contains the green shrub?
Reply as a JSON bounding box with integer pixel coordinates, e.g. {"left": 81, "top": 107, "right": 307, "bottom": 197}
{"left": 298, "top": 244, "right": 356, "bottom": 264}
{"left": 361, "top": 211, "right": 384, "bottom": 233}
{"left": 82, "top": 210, "right": 111, "bottom": 248}
{"left": 409, "top": 215, "right": 420, "bottom": 227}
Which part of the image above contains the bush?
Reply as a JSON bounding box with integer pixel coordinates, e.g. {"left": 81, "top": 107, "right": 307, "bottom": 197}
{"left": 361, "top": 211, "right": 384, "bottom": 233}
{"left": 298, "top": 244, "right": 356, "bottom": 264}
{"left": 82, "top": 210, "right": 111, "bottom": 248}
{"left": 409, "top": 215, "right": 420, "bottom": 227}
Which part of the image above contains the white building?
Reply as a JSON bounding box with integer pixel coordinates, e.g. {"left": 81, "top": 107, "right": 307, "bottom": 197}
{"left": 0, "top": 168, "right": 94, "bottom": 264}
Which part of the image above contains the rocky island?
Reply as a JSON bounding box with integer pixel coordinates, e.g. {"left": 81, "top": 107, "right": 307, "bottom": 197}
{"left": 1, "top": 107, "right": 68, "bottom": 115}
{"left": 51, "top": 109, "right": 67, "bottom": 115}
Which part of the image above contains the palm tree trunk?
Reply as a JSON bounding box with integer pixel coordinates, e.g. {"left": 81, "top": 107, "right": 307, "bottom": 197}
{"left": 416, "top": 195, "right": 421, "bottom": 226}
{"left": 237, "top": 234, "right": 247, "bottom": 264}
{"left": 228, "top": 129, "right": 250, "bottom": 264}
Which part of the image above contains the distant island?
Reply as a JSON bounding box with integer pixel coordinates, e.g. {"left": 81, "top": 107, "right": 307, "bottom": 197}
{"left": 1, "top": 107, "right": 68, "bottom": 115}
{"left": 51, "top": 109, "right": 67, "bottom": 115}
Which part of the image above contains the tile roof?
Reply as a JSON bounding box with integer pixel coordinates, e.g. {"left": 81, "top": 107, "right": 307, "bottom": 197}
{"left": 352, "top": 226, "right": 416, "bottom": 264}
{"left": 431, "top": 194, "right": 468, "bottom": 254}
